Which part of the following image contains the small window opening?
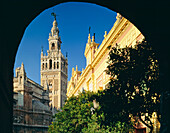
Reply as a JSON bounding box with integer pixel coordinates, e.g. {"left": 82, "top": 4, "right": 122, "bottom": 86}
{"left": 49, "top": 59, "right": 52, "bottom": 69}
{"left": 57, "top": 62, "right": 59, "bottom": 69}
{"left": 51, "top": 43, "right": 55, "bottom": 50}
{"left": 54, "top": 62, "right": 56, "bottom": 69}
{"left": 46, "top": 63, "right": 47, "bottom": 69}
{"left": 42, "top": 63, "right": 44, "bottom": 70}
{"left": 49, "top": 83, "right": 52, "bottom": 89}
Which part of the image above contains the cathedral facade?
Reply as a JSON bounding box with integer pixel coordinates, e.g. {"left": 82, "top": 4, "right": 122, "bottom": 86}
{"left": 13, "top": 14, "right": 68, "bottom": 132}
{"left": 13, "top": 63, "right": 52, "bottom": 133}
{"left": 40, "top": 16, "right": 68, "bottom": 109}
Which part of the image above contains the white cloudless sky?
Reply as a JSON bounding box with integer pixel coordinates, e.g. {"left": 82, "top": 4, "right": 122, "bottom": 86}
{"left": 14, "top": 2, "right": 117, "bottom": 84}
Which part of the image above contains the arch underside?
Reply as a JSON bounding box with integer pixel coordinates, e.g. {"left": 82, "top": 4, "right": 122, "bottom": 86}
{"left": 0, "top": 0, "right": 170, "bottom": 132}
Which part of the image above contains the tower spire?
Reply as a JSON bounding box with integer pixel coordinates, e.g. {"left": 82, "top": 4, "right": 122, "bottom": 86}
{"left": 50, "top": 12, "right": 59, "bottom": 37}
{"left": 89, "top": 26, "right": 91, "bottom": 34}
{"left": 76, "top": 65, "right": 78, "bottom": 71}
{"left": 66, "top": 52, "right": 68, "bottom": 58}
{"left": 92, "top": 33, "right": 95, "bottom": 42}
{"left": 44, "top": 80, "right": 49, "bottom": 91}
{"left": 41, "top": 46, "right": 43, "bottom": 52}
{"left": 87, "top": 27, "right": 91, "bottom": 44}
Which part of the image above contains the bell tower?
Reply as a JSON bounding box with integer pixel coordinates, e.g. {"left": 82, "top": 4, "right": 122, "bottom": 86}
{"left": 40, "top": 13, "right": 68, "bottom": 109}
{"left": 48, "top": 15, "right": 61, "bottom": 51}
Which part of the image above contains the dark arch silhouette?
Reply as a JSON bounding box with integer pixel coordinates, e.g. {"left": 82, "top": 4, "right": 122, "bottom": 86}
{"left": 1, "top": 0, "right": 169, "bottom": 132}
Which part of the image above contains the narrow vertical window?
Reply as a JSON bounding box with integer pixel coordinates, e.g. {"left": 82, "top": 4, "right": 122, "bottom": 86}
{"left": 42, "top": 63, "right": 44, "bottom": 70}
{"left": 51, "top": 43, "right": 55, "bottom": 50}
{"left": 49, "top": 59, "right": 52, "bottom": 69}
{"left": 46, "top": 63, "right": 47, "bottom": 69}
{"left": 57, "top": 62, "right": 59, "bottom": 69}
{"left": 54, "top": 62, "right": 56, "bottom": 69}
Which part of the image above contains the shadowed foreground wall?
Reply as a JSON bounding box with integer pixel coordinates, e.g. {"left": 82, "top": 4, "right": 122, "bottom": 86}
{"left": 0, "top": 0, "right": 170, "bottom": 132}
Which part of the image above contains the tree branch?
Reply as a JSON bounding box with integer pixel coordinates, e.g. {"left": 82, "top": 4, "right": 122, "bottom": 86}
{"left": 138, "top": 113, "right": 153, "bottom": 130}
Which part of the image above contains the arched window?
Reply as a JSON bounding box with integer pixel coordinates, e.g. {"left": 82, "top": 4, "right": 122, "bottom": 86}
{"left": 54, "top": 62, "right": 56, "bottom": 69}
{"left": 51, "top": 43, "right": 55, "bottom": 50}
{"left": 49, "top": 59, "right": 52, "bottom": 69}
{"left": 57, "top": 62, "right": 59, "bottom": 69}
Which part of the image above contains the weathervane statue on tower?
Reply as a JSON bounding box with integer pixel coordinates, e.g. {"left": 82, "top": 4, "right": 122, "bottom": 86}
{"left": 51, "top": 12, "right": 56, "bottom": 20}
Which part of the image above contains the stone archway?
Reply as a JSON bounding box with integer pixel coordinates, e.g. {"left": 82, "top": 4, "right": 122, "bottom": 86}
{"left": 1, "top": 0, "right": 170, "bottom": 132}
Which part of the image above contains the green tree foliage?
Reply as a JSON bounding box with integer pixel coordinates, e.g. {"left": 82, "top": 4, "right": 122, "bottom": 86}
{"left": 94, "top": 40, "right": 160, "bottom": 132}
{"left": 48, "top": 91, "right": 94, "bottom": 133}
{"left": 49, "top": 40, "right": 159, "bottom": 133}
{"left": 48, "top": 90, "right": 133, "bottom": 133}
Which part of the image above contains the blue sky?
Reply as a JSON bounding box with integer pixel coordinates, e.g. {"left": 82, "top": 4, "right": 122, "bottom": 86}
{"left": 14, "top": 2, "right": 117, "bottom": 84}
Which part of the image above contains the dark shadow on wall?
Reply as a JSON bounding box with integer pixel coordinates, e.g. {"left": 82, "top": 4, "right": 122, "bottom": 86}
{"left": 0, "top": 0, "right": 170, "bottom": 132}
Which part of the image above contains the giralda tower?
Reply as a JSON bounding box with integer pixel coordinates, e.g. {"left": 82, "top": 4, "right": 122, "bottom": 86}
{"left": 40, "top": 13, "right": 68, "bottom": 109}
